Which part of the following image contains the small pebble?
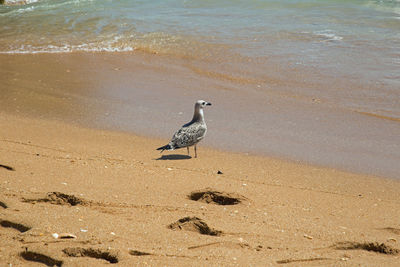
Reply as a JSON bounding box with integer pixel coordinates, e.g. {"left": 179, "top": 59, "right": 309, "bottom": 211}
{"left": 217, "top": 170, "right": 223, "bottom": 174}
{"left": 303, "top": 234, "right": 313, "bottom": 239}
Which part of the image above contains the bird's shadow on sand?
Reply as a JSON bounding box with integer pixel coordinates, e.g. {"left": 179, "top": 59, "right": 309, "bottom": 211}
{"left": 155, "top": 154, "right": 192, "bottom": 160}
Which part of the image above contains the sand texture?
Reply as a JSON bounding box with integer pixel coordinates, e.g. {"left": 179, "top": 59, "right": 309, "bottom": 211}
{"left": 2, "top": 53, "right": 399, "bottom": 179}
{"left": 0, "top": 113, "right": 399, "bottom": 266}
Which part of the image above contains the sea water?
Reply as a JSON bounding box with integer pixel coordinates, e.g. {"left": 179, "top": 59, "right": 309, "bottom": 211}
{"left": 1, "top": 0, "right": 399, "bottom": 115}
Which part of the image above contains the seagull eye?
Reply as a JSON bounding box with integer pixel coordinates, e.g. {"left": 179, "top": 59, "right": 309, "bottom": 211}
{"left": 202, "top": 102, "right": 206, "bottom": 105}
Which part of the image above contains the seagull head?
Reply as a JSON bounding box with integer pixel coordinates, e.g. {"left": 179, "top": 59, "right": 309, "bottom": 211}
{"left": 196, "top": 100, "right": 212, "bottom": 108}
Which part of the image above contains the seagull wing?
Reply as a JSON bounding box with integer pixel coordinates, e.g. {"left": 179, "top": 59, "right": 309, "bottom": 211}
{"left": 170, "top": 122, "right": 207, "bottom": 149}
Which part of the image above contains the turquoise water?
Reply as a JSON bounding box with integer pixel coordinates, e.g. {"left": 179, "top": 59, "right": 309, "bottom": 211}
{"left": 1, "top": 0, "right": 399, "bottom": 58}
{"left": 1, "top": 0, "right": 399, "bottom": 91}
{"left": 1, "top": 0, "right": 399, "bottom": 114}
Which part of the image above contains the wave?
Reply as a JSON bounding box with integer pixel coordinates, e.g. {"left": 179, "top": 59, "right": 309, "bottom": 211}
{"left": 2, "top": 0, "right": 39, "bottom": 5}
{"left": 366, "top": 0, "right": 400, "bottom": 16}
{"left": 313, "top": 30, "right": 343, "bottom": 42}
{"left": 0, "top": 30, "right": 228, "bottom": 60}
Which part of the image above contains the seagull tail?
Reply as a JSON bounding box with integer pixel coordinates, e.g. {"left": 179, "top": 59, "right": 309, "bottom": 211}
{"left": 157, "top": 144, "right": 172, "bottom": 153}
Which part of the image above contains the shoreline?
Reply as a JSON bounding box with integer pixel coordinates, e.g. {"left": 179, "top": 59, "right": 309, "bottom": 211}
{"left": 1, "top": 111, "right": 400, "bottom": 266}
{"left": 1, "top": 52, "right": 399, "bottom": 179}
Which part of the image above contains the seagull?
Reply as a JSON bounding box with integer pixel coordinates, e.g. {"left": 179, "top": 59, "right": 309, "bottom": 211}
{"left": 157, "top": 100, "right": 212, "bottom": 158}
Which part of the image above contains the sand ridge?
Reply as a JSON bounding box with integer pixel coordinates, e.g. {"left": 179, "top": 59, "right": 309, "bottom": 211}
{"left": 1, "top": 112, "right": 400, "bottom": 266}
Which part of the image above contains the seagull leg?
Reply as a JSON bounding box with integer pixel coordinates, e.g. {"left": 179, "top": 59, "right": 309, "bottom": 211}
{"left": 194, "top": 145, "right": 197, "bottom": 158}
{"left": 187, "top": 147, "right": 190, "bottom": 156}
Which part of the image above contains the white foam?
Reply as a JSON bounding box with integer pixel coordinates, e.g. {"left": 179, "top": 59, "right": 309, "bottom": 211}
{"left": 0, "top": 35, "right": 136, "bottom": 54}
{"left": 4, "top": 0, "right": 38, "bottom": 4}
{"left": 0, "top": 45, "right": 135, "bottom": 54}
{"left": 314, "top": 30, "right": 343, "bottom": 42}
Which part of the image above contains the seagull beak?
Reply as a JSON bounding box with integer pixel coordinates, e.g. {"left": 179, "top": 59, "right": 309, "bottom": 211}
{"left": 206, "top": 102, "right": 212, "bottom": 106}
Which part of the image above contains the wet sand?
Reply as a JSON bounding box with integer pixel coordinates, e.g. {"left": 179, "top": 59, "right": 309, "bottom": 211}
{"left": 1, "top": 53, "right": 399, "bottom": 178}
{"left": 1, "top": 111, "right": 400, "bottom": 266}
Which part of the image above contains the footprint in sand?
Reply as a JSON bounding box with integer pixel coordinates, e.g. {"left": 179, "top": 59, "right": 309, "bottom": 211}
{"left": 62, "top": 247, "right": 119, "bottom": 264}
{"left": 20, "top": 250, "right": 63, "bottom": 267}
{"left": 168, "top": 216, "right": 222, "bottom": 236}
{"left": 0, "top": 219, "right": 31, "bottom": 233}
{"left": 334, "top": 241, "right": 399, "bottom": 255}
{"left": 23, "top": 192, "right": 89, "bottom": 206}
{"left": 188, "top": 188, "right": 247, "bottom": 205}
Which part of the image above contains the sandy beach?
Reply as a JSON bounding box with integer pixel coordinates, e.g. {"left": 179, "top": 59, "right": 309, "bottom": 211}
{"left": 2, "top": 1, "right": 400, "bottom": 265}
{"left": 1, "top": 111, "right": 400, "bottom": 266}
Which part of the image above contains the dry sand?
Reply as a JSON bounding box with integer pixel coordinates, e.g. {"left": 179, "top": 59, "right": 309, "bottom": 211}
{"left": 1, "top": 112, "right": 400, "bottom": 266}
